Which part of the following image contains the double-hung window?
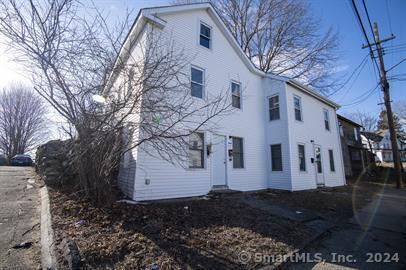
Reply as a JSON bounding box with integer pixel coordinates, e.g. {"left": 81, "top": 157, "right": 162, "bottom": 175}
{"left": 328, "top": 149, "right": 335, "bottom": 172}
{"left": 231, "top": 82, "right": 241, "bottom": 109}
{"left": 271, "top": 144, "right": 283, "bottom": 171}
{"left": 191, "top": 67, "right": 204, "bottom": 99}
{"left": 232, "top": 137, "right": 244, "bottom": 168}
{"left": 294, "top": 96, "right": 302, "bottom": 121}
{"left": 324, "top": 109, "right": 330, "bottom": 131}
{"left": 269, "top": 95, "right": 280, "bottom": 120}
{"left": 189, "top": 132, "right": 204, "bottom": 168}
{"left": 298, "top": 144, "right": 306, "bottom": 171}
{"left": 200, "top": 23, "right": 211, "bottom": 49}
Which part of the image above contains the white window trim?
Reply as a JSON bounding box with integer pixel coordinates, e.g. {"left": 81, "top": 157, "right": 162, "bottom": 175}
{"left": 293, "top": 95, "right": 303, "bottom": 122}
{"left": 198, "top": 20, "right": 213, "bottom": 51}
{"left": 230, "top": 136, "right": 245, "bottom": 169}
{"left": 298, "top": 143, "right": 307, "bottom": 173}
{"left": 231, "top": 80, "right": 242, "bottom": 110}
{"left": 323, "top": 109, "right": 331, "bottom": 132}
{"left": 268, "top": 94, "right": 280, "bottom": 121}
{"left": 187, "top": 131, "right": 207, "bottom": 170}
{"left": 190, "top": 65, "right": 205, "bottom": 100}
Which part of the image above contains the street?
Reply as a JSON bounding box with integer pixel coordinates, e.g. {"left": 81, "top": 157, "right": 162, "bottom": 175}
{"left": 289, "top": 184, "right": 406, "bottom": 270}
{"left": 0, "top": 166, "right": 41, "bottom": 269}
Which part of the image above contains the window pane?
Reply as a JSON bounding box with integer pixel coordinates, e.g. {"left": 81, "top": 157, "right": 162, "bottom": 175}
{"left": 324, "top": 110, "right": 330, "bottom": 130}
{"left": 191, "top": 82, "right": 203, "bottom": 98}
{"left": 329, "top": 150, "right": 335, "bottom": 172}
{"left": 200, "top": 24, "right": 211, "bottom": 49}
{"left": 294, "top": 97, "right": 302, "bottom": 121}
{"left": 315, "top": 147, "right": 322, "bottom": 173}
{"left": 295, "top": 109, "right": 302, "bottom": 121}
{"left": 271, "top": 144, "right": 282, "bottom": 171}
{"left": 200, "top": 36, "right": 210, "bottom": 48}
{"left": 191, "top": 68, "right": 203, "bottom": 84}
{"left": 200, "top": 24, "right": 210, "bottom": 38}
{"left": 231, "top": 82, "right": 241, "bottom": 108}
{"left": 269, "top": 96, "right": 280, "bottom": 120}
{"left": 298, "top": 145, "right": 306, "bottom": 171}
{"left": 232, "top": 95, "right": 241, "bottom": 108}
{"left": 232, "top": 137, "right": 244, "bottom": 168}
{"left": 189, "top": 132, "right": 204, "bottom": 168}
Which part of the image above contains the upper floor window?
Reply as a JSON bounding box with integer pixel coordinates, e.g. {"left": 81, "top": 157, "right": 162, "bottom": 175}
{"left": 191, "top": 67, "right": 204, "bottom": 99}
{"left": 323, "top": 109, "right": 330, "bottom": 131}
{"left": 231, "top": 82, "right": 241, "bottom": 109}
{"left": 189, "top": 132, "right": 204, "bottom": 168}
{"left": 294, "top": 96, "right": 302, "bottom": 121}
{"left": 200, "top": 23, "right": 211, "bottom": 49}
{"left": 269, "top": 95, "right": 280, "bottom": 121}
{"left": 354, "top": 127, "right": 358, "bottom": 141}
{"left": 232, "top": 137, "right": 244, "bottom": 168}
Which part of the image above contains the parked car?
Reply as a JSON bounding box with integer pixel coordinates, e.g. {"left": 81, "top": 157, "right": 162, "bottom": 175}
{"left": 0, "top": 155, "right": 7, "bottom": 166}
{"left": 11, "top": 154, "right": 33, "bottom": 166}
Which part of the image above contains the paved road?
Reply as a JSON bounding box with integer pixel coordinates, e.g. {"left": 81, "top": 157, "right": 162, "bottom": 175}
{"left": 0, "top": 166, "right": 41, "bottom": 269}
{"left": 288, "top": 184, "right": 406, "bottom": 270}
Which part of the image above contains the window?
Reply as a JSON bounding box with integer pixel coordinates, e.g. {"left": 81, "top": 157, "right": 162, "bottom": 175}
{"left": 231, "top": 82, "right": 241, "bottom": 109}
{"left": 232, "top": 137, "right": 244, "bottom": 168}
{"left": 191, "top": 67, "right": 204, "bottom": 98}
{"left": 189, "top": 132, "right": 204, "bottom": 168}
{"left": 199, "top": 23, "right": 211, "bottom": 49}
{"left": 328, "top": 149, "right": 335, "bottom": 172}
{"left": 294, "top": 96, "right": 302, "bottom": 121}
{"left": 323, "top": 109, "right": 330, "bottom": 131}
{"left": 271, "top": 144, "right": 283, "bottom": 171}
{"left": 354, "top": 128, "right": 358, "bottom": 141}
{"left": 269, "top": 95, "right": 280, "bottom": 120}
{"left": 298, "top": 144, "right": 306, "bottom": 171}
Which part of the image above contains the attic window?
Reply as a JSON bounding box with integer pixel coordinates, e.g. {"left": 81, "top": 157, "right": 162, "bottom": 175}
{"left": 200, "top": 23, "right": 211, "bottom": 49}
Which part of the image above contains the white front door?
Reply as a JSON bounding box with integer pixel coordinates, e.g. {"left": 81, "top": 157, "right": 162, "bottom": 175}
{"left": 314, "top": 145, "right": 325, "bottom": 186}
{"left": 212, "top": 135, "right": 227, "bottom": 186}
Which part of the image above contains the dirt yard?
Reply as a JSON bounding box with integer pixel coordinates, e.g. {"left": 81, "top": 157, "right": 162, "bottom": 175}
{"left": 49, "top": 190, "right": 314, "bottom": 270}
{"left": 48, "top": 180, "right": 383, "bottom": 270}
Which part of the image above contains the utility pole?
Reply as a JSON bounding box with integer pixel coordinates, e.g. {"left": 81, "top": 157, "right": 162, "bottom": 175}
{"left": 371, "top": 23, "right": 403, "bottom": 188}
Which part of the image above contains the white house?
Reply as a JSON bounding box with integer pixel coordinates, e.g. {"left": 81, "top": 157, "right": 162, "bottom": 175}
{"left": 109, "top": 3, "right": 346, "bottom": 201}
{"left": 366, "top": 129, "right": 406, "bottom": 162}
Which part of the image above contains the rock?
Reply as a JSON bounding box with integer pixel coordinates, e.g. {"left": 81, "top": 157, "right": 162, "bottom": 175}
{"left": 59, "top": 238, "right": 81, "bottom": 270}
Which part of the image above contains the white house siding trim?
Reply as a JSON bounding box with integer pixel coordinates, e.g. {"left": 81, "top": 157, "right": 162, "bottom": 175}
{"left": 110, "top": 5, "right": 346, "bottom": 201}
{"left": 285, "top": 84, "right": 345, "bottom": 191}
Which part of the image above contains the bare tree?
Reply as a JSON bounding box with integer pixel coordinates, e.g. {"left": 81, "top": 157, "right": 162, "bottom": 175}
{"left": 347, "top": 111, "right": 377, "bottom": 152}
{"left": 173, "top": 0, "right": 339, "bottom": 92}
{"left": 0, "top": 84, "right": 47, "bottom": 160}
{"left": 0, "top": 0, "right": 231, "bottom": 204}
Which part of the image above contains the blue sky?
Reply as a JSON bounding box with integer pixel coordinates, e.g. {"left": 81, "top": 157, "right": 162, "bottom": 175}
{"left": 97, "top": 0, "right": 405, "bottom": 118}
{"left": 1, "top": 0, "right": 404, "bottom": 119}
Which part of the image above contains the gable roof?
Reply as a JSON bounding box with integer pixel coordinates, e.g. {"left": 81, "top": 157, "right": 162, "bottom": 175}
{"left": 106, "top": 2, "right": 339, "bottom": 109}
{"left": 337, "top": 114, "right": 362, "bottom": 127}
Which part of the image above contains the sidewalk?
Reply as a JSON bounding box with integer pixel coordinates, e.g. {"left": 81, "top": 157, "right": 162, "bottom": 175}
{"left": 289, "top": 184, "right": 406, "bottom": 269}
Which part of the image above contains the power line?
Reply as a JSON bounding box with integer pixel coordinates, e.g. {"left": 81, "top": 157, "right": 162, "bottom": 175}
{"left": 326, "top": 54, "right": 369, "bottom": 97}
{"left": 341, "top": 84, "right": 379, "bottom": 107}
{"left": 350, "top": 0, "right": 380, "bottom": 73}
{"left": 387, "top": 57, "right": 406, "bottom": 73}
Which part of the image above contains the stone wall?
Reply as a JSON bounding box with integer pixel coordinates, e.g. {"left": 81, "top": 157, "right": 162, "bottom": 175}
{"left": 36, "top": 140, "right": 76, "bottom": 186}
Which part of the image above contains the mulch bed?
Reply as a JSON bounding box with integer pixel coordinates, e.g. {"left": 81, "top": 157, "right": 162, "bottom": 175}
{"left": 49, "top": 190, "right": 314, "bottom": 270}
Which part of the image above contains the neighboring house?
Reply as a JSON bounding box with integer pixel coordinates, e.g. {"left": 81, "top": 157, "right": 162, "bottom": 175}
{"left": 109, "top": 3, "right": 346, "bottom": 201}
{"left": 337, "top": 115, "right": 371, "bottom": 177}
{"left": 372, "top": 129, "right": 406, "bottom": 162}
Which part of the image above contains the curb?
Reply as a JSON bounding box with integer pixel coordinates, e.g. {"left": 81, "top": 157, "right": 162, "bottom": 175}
{"left": 40, "top": 186, "right": 57, "bottom": 270}
{"left": 259, "top": 223, "right": 336, "bottom": 270}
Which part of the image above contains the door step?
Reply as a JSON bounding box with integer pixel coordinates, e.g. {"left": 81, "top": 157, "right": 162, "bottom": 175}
{"left": 212, "top": 185, "right": 229, "bottom": 191}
